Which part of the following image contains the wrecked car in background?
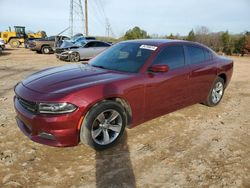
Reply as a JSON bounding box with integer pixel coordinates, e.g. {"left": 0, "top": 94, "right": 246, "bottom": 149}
{"left": 56, "top": 40, "right": 111, "bottom": 62}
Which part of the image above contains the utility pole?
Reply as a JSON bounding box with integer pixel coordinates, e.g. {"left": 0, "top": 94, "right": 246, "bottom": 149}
{"left": 85, "top": 0, "right": 88, "bottom": 36}
{"left": 105, "top": 19, "right": 110, "bottom": 38}
{"left": 69, "top": 0, "right": 73, "bottom": 37}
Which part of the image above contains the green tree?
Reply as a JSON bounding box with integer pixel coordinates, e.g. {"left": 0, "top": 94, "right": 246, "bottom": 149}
{"left": 244, "top": 31, "right": 250, "bottom": 54}
{"left": 123, "top": 26, "right": 149, "bottom": 40}
{"left": 234, "top": 36, "right": 246, "bottom": 56}
{"left": 187, "top": 29, "right": 195, "bottom": 41}
{"left": 221, "top": 31, "right": 233, "bottom": 55}
{"left": 166, "top": 33, "right": 175, "bottom": 39}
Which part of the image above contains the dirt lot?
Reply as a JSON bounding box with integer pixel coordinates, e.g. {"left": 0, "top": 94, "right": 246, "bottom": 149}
{"left": 0, "top": 47, "right": 250, "bottom": 188}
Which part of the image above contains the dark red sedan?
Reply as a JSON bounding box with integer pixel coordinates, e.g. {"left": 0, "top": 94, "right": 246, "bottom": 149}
{"left": 14, "top": 39, "right": 233, "bottom": 149}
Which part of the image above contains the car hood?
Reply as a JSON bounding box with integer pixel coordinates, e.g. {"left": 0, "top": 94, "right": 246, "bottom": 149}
{"left": 22, "top": 64, "right": 131, "bottom": 94}
{"left": 60, "top": 40, "right": 77, "bottom": 48}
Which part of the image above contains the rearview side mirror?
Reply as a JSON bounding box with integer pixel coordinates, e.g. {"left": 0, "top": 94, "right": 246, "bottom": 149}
{"left": 149, "top": 64, "right": 169, "bottom": 73}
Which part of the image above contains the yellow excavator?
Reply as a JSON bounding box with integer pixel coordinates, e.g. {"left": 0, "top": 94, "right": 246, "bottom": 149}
{"left": 0, "top": 26, "right": 46, "bottom": 48}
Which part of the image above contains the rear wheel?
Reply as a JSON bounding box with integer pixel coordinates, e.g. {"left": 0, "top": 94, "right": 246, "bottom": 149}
{"left": 204, "top": 77, "right": 225, "bottom": 107}
{"left": 69, "top": 52, "right": 80, "bottom": 62}
{"left": 80, "top": 101, "right": 127, "bottom": 150}
{"left": 9, "top": 39, "right": 20, "bottom": 48}
{"left": 41, "top": 46, "right": 52, "bottom": 54}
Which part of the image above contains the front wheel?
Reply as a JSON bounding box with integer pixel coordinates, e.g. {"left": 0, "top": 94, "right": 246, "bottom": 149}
{"left": 69, "top": 52, "right": 80, "bottom": 62}
{"left": 80, "top": 101, "right": 127, "bottom": 150}
{"left": 204, "top": 77, "right": 225, "bottom": 107}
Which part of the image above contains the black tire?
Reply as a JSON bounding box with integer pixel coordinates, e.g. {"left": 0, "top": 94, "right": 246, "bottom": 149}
{"left": 204, "top": 77, "right": 225, "bottom": 107}
{"left": 69, "top": 52, "right": 80, "bottom": 62}
{"left": 41, "top": 46, "right": 52, "bottom": 54}
{"left": 80, "top": 101, "right": 127, "bottom": 150}
{"left": 9, "top": 39, "right": 20, "bottom": 48}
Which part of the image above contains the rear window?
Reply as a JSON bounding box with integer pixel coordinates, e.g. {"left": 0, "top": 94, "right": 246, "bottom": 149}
{"left": 85, "top": 37, "right": 96, "bottom": 40}
{"left": 47, "top": 36, "right": 55, "bottom": 41}
{"left": 187, "top": 46, "right": 205, "bottom": 64}
{"left": 152, "top": 45, "right": 185, "bottom": 69}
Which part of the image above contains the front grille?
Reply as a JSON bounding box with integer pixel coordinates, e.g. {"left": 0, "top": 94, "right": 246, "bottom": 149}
{"left": 55, "top": 48, "right": 66, "bottom": 54}
{"left": 17, "top": 97, "right": 37, "bottom": 113}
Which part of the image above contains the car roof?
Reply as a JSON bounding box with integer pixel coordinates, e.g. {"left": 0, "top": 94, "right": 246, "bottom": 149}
{"left": 85, "top": 40, "right": 110, "bottom": 44}
{"left": 121, "top": 39, "right": 206, "bottom": 48}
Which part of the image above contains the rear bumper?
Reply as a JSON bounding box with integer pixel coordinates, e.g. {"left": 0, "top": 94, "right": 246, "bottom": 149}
{"left": 14, "top": 96, "right": 82, "bottom": 147}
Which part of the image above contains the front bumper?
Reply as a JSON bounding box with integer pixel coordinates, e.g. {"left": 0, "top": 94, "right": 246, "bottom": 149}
{"left": 14, "top": 96, "right": 82, "bottom": 147}
{"left": 56, "top": 53, "right": 70, "bottom": 61}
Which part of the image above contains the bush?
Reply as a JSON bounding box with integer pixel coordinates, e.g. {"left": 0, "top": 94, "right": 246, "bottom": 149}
{"left": 123, "top": 26, "right": 149, "bottom": 40}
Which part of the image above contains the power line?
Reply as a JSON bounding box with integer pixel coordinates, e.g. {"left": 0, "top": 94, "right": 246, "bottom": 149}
{"left": 89, "top": 1, "right": 106, "bottom": 27}
{"left": 69, "top": 0, "right": 115, "bottom": 37}
{"left": 95, "top": 0, "right": 115, "bottom": 37}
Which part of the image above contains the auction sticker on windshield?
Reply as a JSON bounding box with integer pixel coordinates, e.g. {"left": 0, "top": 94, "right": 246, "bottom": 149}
{"left": 140, "top": 45, "right": 158, "bottom": 51}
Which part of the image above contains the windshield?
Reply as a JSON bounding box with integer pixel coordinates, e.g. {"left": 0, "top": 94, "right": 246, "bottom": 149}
{"left": 89, "top": 42, "right": 155, "bottom": 73}
{"left": 73, "top": 36, "right": 86, "bottom": 43}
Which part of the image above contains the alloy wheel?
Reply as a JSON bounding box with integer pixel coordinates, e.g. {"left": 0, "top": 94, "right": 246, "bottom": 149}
{"left": 91, "top": 109, "right": 122, "bottom": 145}
{"left": 70, "top": 53, "right": 80, "bottom": 62}
{"left": 211, "top": 81, "right": 223, "bottom": 104}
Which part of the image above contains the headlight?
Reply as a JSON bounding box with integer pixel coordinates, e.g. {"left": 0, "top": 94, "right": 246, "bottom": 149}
{"left": 38, "top": 102, "right": 77, "bottom": 114}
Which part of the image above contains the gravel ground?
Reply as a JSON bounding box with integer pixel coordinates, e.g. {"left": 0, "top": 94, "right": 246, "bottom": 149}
{"left": 0, "top": 47, "right": 250, "bottom": 188}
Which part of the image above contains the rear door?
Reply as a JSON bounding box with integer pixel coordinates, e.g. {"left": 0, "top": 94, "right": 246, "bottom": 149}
{"left": 185, "top": 45, "right": 217, "bottom": 103}
{"left": 145, "top": 44, "right": 190, "bottom": 119}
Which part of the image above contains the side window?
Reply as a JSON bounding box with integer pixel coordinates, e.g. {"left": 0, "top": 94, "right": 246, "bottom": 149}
{"left": 85, "top": 42, "right": 95, "bottom": 48}
{"left": 204, "top": 49, "right": 214, "bottom": 61}
{"left": 204, "top": 49, "right": 210, "bottom": 61}
{"left": 153, "top": 45, "right": 185, "bottom": 69}
{"left": 187, "top": 46, "right": 205, "bottom": 64}
{"left": 95, "top": 42, "right": 110, "bottom": 47}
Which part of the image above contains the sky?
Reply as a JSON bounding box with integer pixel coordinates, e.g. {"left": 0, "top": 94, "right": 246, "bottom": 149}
{"left": 0, "top": 0, "right": 249, "bottom": 38}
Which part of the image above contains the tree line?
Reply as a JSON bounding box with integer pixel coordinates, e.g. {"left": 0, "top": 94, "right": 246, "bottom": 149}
{"left": 122, "top": 26, "right": 250, "bottom": 56}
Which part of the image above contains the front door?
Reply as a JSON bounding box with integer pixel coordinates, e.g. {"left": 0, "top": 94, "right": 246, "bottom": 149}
{"left": 144, "top": 45, "right": 190, "bottom": 120}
